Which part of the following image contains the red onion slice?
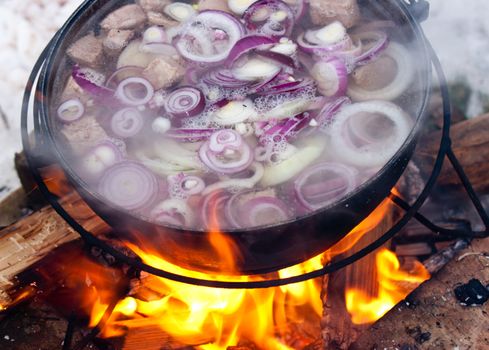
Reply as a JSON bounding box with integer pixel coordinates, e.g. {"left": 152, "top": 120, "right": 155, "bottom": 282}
{"left": 226, "top": 35, "right": 277, "bottom": 66}
{"left": 255, "top": 50, "right": 296, "bottom": 69}
{"left": 202, "top": 69, "right": 252, "bottom": 88}
{"left": 209, "top": 129, "right": 242, "bottom": 153}
{"left": 164, "top": 86, "right": 206, "bottom": 118}
{"left": 297, "top": 31, "right": 352, "bottom": 55}
{"left": 72, "top": 65, "right": 114, "bottom": 99}
{"left": 310, "top": 57, "right": 348, "bottom": 97}
{"left": 115, "top": 77, "right": 155, "bottom": 106}
{"left": 199, "top": 129, "right": 253, "bottom": 174}
{"left": 99, "top": 161, "right": 158, "bottom": 211}
{"left": 256, "top": 77, "right": 316, "bottom": 95}
{"left": 175, "top": 10, "right": 245, "bottom": 64}
{"left": 329, "top": 101, "right": 412, "bottom": 167}
{"left": 351, "top": 31, "right": 389, "bottom": 66}
{"left": 315, "top": 96, "right": 351, "bottom": 128}
{"left": 294, "top": 162, "right": 358, "bottom": 211}
{"left": 111, "top": 108, "right": 144, "bottom": 138}
{"left": 57, "top": 98, "right": 85, "bottom": 123}
{"left": 258, "top": 112, "right": 311, "bottom": 145}
{"left": 243, "top": 0, "right": 295, "bottom": 38}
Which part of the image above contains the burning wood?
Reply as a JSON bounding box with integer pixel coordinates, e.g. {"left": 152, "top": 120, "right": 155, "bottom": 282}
{"left": 350, "top": 238, "right": 489, "bottom": 350}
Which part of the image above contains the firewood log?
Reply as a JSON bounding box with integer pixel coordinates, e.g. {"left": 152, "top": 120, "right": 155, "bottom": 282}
{"left": 0, "top": 191, "right": 108, "bottom": 307}
{"left": 417, "top": 113, "right": 489, "bottom": 193}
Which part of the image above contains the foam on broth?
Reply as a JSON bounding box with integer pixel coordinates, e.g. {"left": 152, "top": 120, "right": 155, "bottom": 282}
{"left": 50, "top": 0, "right": 427, "bottom": 231}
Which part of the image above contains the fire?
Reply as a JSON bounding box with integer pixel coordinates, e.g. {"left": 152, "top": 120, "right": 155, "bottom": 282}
{"left": 0, "top": 182, "right": 430, "bottom": 348}
{"left": 85, "top": 197, "right": 405, "bottom": 349}
{"left": 95, "top": 243, "right": 321, "bottom": 349}
{"left": 345, "top": 249, "right": 430, "bottom": 325}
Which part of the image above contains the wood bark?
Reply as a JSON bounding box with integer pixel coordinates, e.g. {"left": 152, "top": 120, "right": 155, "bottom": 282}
{"left": 320, "top": 203, "right": 397, "bottom": 349}
{"left": 0, "top": 191, "right": 109, "bottom": 307}
{"left": 417, "top": 113, "right": 489, "bottom": 193}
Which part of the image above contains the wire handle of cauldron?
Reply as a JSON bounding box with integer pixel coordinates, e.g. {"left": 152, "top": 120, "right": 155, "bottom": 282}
{"left": 21, "top": 10, "right": 488, "bottom": 291}
{"left": 404, "top": 0, "right": 430, "bottom": 22}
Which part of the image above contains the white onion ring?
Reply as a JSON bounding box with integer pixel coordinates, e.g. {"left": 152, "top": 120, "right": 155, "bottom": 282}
{"left": 111, "top": 108, "right": 144, "bottom": 138}
{"left": 329, "top": 101, "right": 412, "bottom": 168}
{"left": 347, "top": 42, "right": 414, "bottom": 101}
{"left": 115, "top": 77, "right": 155, "bottom": 106}
{"left": 57, "top": 98, "right": 85, "bottom": 123}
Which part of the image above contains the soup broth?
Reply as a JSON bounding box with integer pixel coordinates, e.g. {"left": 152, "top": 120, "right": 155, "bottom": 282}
{"left": 51, "top": 0, "right": 424, "bottom": 231}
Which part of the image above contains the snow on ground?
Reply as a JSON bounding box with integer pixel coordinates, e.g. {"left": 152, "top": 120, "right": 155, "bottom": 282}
{"left": 0, "top": 0, "right": 488, "bottom": 199}
{"left": 423, "top": 1, "right": 489, "bottom": 117}
{"left": 0, "top": 0, "right": 80, "bottom": 199}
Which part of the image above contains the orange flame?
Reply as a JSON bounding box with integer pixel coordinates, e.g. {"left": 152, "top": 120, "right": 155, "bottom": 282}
{"left": 345, "top": 249, "right": 430, "bottom": 325}
{"left": 85, "top": 197, "right": 405, "bottom": 348}
{"left": 3, "top": 186, "right": 429, "bottom": 348}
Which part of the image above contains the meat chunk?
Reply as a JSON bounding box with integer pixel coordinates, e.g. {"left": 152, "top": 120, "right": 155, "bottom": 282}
{"left": 60, "top": 76, "right": 90, "bottom": 104}
{"left": 66, "top": 34, "right": 104, "bottom": 68}
{"left": 146, "top": 11, "right": 180, "bottom": 27}
{"left": 198, "top": 0, "right": 231, "bottom": 12}
{"left": 100, "top": 4, "right": 147, "bottom": 30}
{"left": 142, "top": 57, "right": 185, "bottom": 90}
{"left": 137, "top": 0, "right": 171, "bottom": 12}
{"left": 309, "top": 0, "right": 360, "bottom": 28}
{"left": 60, "top": 116, "right": 108, "bottom": 155}
{"left": 351, "top": 56, "right": 398, "bottom": 90}
{"left": 103, "top": 29, "right": 135, "bottom": 56}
